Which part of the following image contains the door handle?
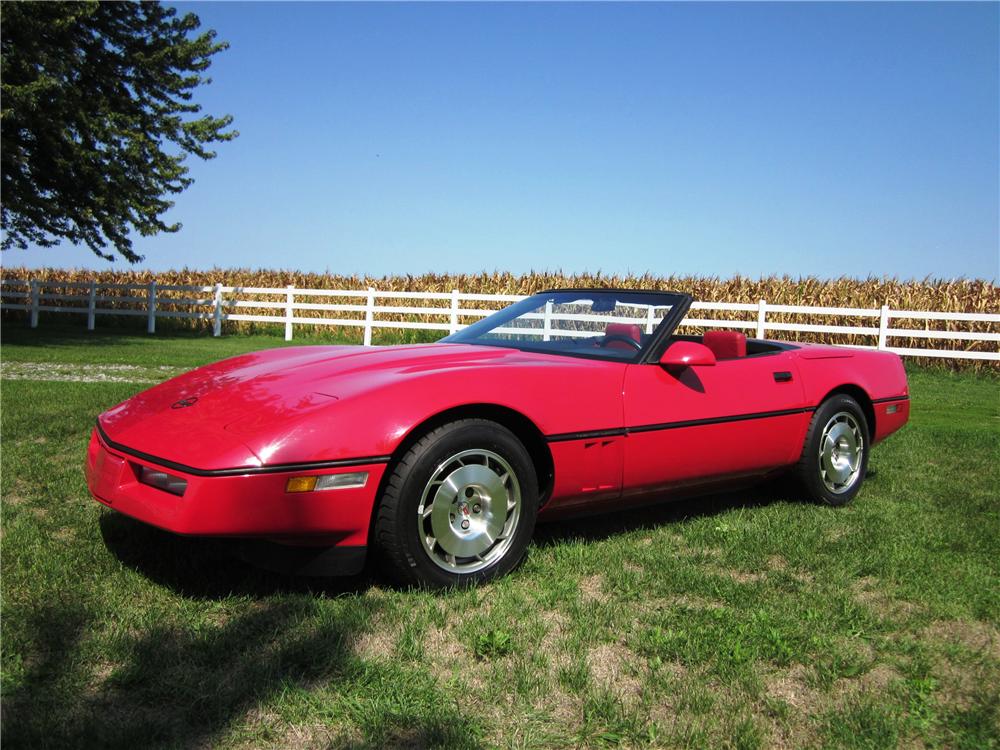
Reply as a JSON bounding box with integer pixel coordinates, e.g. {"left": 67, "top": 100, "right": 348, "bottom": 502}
{"left": 773, "top": 371, "right": 793, "bottom": 383}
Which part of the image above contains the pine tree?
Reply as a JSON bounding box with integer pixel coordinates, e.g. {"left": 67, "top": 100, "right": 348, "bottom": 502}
{"left": 1, "top": 1, "right": 238, "bottom": 262}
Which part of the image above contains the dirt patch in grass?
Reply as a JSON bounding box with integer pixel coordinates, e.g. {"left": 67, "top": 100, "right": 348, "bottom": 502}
{"left": 677, "top": 541, "right": 723, "bottom": 560}
{"left": 760, "top": 661, "right": 903, "bottom": 749}
{"left": 350, "top": 615, "right": 399, "bottom": 662}
{"left": 676, "top": 593, "right": 726, "bottom": 610}
{"left": 767, "top": 555, "right": 789, "bottom": 572}
{"left": 832, "top": 663, "right": 902, "bottom": 700}
{"left": 234, "top": 707, "right": 351, "bottom": 750}
{"left": 648, "top": 698, "right": 681, "bottom": 731}
{"left": 202, "top": 609, "right": 233, "bottom": 629}
{"left": 765, "top": 664, "right": 820, "bottom": 712}
{"left": 924, "top": 619, "right": 1000, "bottom": 659}
{"left": 587, "top": 641, "right": 646, "bottom": 704}
{"left": 767, "top": 555, "right": 814, "bottom": 585}
{"left": 834, "top": 635, "right": 877, "bottom": 664}
{"left": 539, "top": 608, "right": 568, "bottom": 630}
{"left": 824, "top": 526, "right": 849, "bottom": 542}
{"left": 84, "top": 660, "right": 120, "bottom": 697}
{"left": 933, "top": 659, "right": 983, "bottom": 711}
{"left": 859, "top": 663, "right": 902, "bottom": 692}
{"left": 790, "top": 570, "right": 815, "bottom": 585}
{"left": 478, "top": 681, "right": 582, "bottom": 748}
{"left": 729, "top": 569, "right": 767, "bottom": 584}
{"left": 52, "top": 526, "right": 76, "bottom": 543}
{"left": 710, "top": 565, "right": 766, "bottom": 584}
{"left": 540, "top": 685, "right": 581, "bottom": 726}
{"left": 578, "top": 574, "right": 607, "bottom": 603}
{"left": 852, "top": 576, "right": 920, "bottom": 621}
{"left": 761, "top": 664, "right": 824, "bottom": 749}
{"left": 539, "top": 609, "right": 570, "bottom": 660}
{"left": 467, "top": 588, "right": 495, "bottom": 617}
{"left": 273, "top": 722, "right": 339, "bottom": 750}
{"left": 437, "top": 618, "right": 583, "bottom": 748}
{"left": 423, "top": 622, "right": 471, "bottom": 684}
{"left": 763, "top": 711, "right": 821, "bottom": 750}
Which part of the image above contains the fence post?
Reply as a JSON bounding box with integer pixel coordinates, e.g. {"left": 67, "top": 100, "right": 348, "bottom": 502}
{"left": 543, "top": 301, "right": 553, "bottom": 341}
{"left": 146, "top": 281, "right": 157, "bottom": 334}
{"left": 29, "top": 280, "right": 39, "bottom": 328}
{"left": 645, "top": 305, "right": 656, "bottom": 334}
{"left": 449, "top": 289, "right": 460, "bottom": 334}
{"left": 284, "top": 285, "right": 295, "bottom": 341}
{"left": 755, "top": 299, "right": 767, "bottom": 339}
{"left": 363, "top": 287, "right": 375, "bottom": 346}
{"left": 212, "top": 283, "right": 223, "bottom": 337}
{"left": 87, "top": 281, "right": 97, "bottom": 331}
{"left": 878, "top": 304, "right": 889, "bottom": 350}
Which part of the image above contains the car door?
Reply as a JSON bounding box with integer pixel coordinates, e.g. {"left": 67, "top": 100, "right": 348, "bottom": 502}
{"left": 621, "top": 350, "right": 809, "bottom": 497}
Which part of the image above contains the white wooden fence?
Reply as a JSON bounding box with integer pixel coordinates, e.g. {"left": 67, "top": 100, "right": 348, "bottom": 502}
{"left": 1, "top": 278, "right": 998, "bottom": 361}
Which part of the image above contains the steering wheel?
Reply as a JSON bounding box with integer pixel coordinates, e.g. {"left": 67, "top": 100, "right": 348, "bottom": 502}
{"left": 598, "top": 334, "right": 642, "bottom": 350}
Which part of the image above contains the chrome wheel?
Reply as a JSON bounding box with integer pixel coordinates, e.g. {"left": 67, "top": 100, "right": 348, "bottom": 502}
{"left": 818, "top": 411, "right": 864, "bottom": 494}
{"left": 416, "top": 449, "right": 522, "bottom": 574}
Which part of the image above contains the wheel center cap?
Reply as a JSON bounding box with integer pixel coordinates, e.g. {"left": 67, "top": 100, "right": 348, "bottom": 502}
{"left": 419, "top": 449, "right": 524, "bottom": 572}
{"left": 428, "top": 463, "right": 513, "bottom": 558}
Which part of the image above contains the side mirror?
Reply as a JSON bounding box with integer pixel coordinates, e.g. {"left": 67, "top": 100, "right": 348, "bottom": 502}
{"left": 659, "top": 341, "right": 716, "bottom": 369}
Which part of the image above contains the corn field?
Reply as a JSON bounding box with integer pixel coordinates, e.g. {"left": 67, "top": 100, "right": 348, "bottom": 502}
{"left": 2, "top": 267, "right": 997, "bottom": 369}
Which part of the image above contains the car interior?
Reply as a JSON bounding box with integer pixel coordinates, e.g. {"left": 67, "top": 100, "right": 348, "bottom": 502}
{"left": 447, "top": 293, "right": 790, "bottom": 361}
{"left": 598, "top": 325, "right": 787, "bottom": 360}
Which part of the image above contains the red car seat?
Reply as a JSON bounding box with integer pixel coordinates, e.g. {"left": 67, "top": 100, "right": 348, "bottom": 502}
{"left": 604, "top": 323, "right": 643, "bottom": 350}
{"left": 703, "top": 330, "right": 747, "bottom": 359}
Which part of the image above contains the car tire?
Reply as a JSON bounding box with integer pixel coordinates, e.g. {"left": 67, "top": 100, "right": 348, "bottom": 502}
{"left": 795, "top": 394, "right": 870, "bottom": 507}
{"left": 373, "top": 419, "right": 539, "bottom": 589}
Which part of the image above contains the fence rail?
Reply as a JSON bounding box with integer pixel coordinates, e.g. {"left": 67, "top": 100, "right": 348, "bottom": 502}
{"left": 2, "top": 278, "right": 998, "bottom": 361}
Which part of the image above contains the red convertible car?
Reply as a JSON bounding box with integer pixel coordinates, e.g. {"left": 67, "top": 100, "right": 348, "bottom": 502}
{"left": 86, "top": 289, "right": 909, "bottom": 587}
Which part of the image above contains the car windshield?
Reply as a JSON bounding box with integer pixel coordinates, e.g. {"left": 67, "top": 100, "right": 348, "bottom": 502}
{"left": 440, "top": 290, "right": 687, "bottom": 361}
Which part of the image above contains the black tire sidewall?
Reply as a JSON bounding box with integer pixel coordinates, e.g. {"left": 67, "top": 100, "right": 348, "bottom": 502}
{"left": 800, "top": 395, "right": 870, "bottom": 507}
{"left": 389, "top": 421, "right": 538, "bottom": 588}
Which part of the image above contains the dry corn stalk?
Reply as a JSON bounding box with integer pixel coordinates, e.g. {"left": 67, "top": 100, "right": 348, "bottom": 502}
{"left": 1, "top": 267, "right": 996, "bottom": 370}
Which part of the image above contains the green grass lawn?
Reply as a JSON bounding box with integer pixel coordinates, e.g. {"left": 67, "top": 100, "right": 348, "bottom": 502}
{"left": 2, "top": 324, "right": 998, "bottom": 749}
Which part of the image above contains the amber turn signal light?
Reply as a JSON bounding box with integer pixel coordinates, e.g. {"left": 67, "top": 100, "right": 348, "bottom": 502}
{"left": 285, "top": 472, "right": 368, "bottom": 493}
{"left": 285, "top": 476, "right": 318, "bottom": 493}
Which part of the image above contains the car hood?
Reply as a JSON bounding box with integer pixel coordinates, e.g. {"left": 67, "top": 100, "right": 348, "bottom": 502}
{"left": 97, "top": 344, "right": 554, "bottom": 470}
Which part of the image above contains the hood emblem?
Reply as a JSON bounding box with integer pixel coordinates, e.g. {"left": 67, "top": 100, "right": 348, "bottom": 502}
{"left": 171, "top": 397, "right": 199, "bottom": 409}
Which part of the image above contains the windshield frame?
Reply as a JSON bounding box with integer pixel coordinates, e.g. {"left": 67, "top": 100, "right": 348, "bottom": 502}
{"left": 439, "top": 288, "right": 693, "bottom": 364}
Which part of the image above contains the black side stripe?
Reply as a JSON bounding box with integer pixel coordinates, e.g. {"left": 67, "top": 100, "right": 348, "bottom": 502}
{"left": 545, "top": 427, "right": 629, "bottom": 443}
{"left": 96, "top": 424, "right": 391, "bottom": 477}
{"left": 546, "top": 407, "right": 815, "bottom": 443}
{"left": 872, "top": 395, "right": 909, "bottom": 404}
{"left": 628, "top": 407, "right": 815, "bottom": 434}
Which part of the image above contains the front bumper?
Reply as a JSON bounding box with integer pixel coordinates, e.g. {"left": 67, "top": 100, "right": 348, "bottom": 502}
{"left": 85, "top": 429, "right": 387, "bottom": 547}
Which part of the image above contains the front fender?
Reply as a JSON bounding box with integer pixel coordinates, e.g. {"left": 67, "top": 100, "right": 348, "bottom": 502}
{"left": 238, "top": 361, "right": 627, "bottom": 465}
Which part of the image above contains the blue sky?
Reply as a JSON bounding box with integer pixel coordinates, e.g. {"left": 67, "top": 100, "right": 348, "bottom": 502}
{"left": 6, "top": 2, "right": 999, "bottom": 280}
